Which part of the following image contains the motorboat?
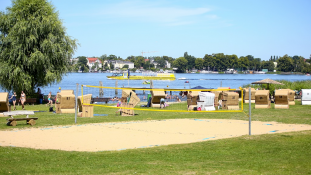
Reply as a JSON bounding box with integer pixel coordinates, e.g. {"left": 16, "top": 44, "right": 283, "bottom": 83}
{"left": 224, "top": 69, "right": 237, "bottom": 74}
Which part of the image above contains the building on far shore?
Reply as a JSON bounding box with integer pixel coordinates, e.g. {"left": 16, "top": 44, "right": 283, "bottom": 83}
{"left": 105, "top": 60, "right": 134, "bottom": 69}
{"left": 87, "top": 57, "right": 102, "bottom": 71}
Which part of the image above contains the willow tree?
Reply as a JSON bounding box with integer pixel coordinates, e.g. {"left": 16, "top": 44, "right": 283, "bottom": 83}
{"left": 0, "top": 0, "right": 77, "bottom": 95}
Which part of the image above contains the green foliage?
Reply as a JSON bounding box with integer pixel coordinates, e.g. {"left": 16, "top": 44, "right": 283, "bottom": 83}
{"left": 203, "top": 54, "right": 215, "bottom": 70}
{"left": 238, "top": 56, "right": 249, "bottom": 71}
{"left": 110, "top": 62, "right": 114, "bottom": 70}
{"left": 277, "top": 55, "right": 294, "bottom": 72}
{"left": 262, "top": 60, "right": 275, "bottom": 71}
{"left": 173, "top": 57, "right": 188, "bottom": 73}
{"left": 0, "top": 0, "right": 77, "bottom": 94}
{"left": 195, "top": 58, "right": 204, "bottom": 70}
{"left": 184, "top": 52, "right": 196, "bottom": 70}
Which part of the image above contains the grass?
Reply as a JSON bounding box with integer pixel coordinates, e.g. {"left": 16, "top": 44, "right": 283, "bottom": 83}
{"left": 1, "top": 101, "right": 311, "bottom": 174}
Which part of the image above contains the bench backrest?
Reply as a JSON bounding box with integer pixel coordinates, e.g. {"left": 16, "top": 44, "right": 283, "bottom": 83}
{"left": 0, "top": 92, "right": 9, "bottom": 112}
{"left": 255, "top": 90, "right": 269, "bottom": 104}
{"left": 78, "top": 94, "right": 92, "bottom": 112}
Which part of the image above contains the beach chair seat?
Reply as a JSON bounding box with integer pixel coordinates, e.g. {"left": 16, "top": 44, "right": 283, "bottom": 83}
{"left": 222, "top": 92, "right": 239, "bottom": 110}
{"left": 244, "top": 88, "right": 256, "bottom": 103}
{"left": 55, "top": 90, "right": 76, "bottom": 114}
{"left": 280, "top": 89, "right": 295, "bottom": 105}
{"left": 255, "top": 90, "right": 270, "bottom": 109}
{"left": 274, "top": 90, "right": 289, "bottom": 109}
{"left": 151, "top": 90, "right": 166, "bottom": 108}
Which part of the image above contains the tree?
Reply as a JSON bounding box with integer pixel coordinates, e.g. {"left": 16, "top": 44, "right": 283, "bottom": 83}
{"left": 110, "top": 62, "right": 114, "bottom": 70}
{"left": 0, "top": 0, "right": 77, "bottom": 95}
{"left": 253, "top": 58, "right": 261, "bottom": 70}
{"left": 292, "top": 55, "right": 305, "bottom": 72}
{"left": 173, "top": 57, "right": 188, "bottom": 73}
{"left": 277, "top": 55, "right": 294, "bottom": 72}
{"left": 203, "top": 54, "right": 215, "bottom": 70}
{"left": 195, "top": 58, "right": 204, "bottom": 70}
{"left": 262, "top": 60, "right": 275, "bottom": 72}
{"left": 238, "top": 56, "right": 249, "bottom": 71}
{"left": 104, "top": 62, "right": 109, "bottom": 70}
{"left": 184, "top": 52, "right": 196, "bottom": 70}
{"left": 76, "top": 56, "right": 88, "bottom": 73}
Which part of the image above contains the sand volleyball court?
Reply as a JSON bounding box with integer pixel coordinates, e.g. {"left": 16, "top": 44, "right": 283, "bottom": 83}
{"left": 1, "top": 119, "right": 311, "bottom": 152}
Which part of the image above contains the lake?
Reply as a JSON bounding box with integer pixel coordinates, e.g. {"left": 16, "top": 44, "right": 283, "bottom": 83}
{"left": 1, "top": 73, "right": 310, "bottom": 97}
{"left": 39, "top": 73, "right": 310, "bottom": 96}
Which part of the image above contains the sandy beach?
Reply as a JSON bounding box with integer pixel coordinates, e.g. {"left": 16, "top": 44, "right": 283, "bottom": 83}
{"left": 1, "top": 119, "right": 311, "bottom": 152}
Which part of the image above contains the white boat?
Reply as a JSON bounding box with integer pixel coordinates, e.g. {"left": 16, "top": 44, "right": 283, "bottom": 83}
{"left": 200, "top": 70, "right": 219, "bottom": 74}
{"left": 178, "top": 77, "right": 187, "bottom": 80}
{"left": 254, "top": 71, "right": 266, "bottom": 74}
{"left": 224, "top": 69, "right": 237, "bottom": 74}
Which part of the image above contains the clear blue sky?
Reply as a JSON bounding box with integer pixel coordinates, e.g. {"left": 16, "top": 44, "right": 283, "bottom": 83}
{"left": 1, "top": 0, "right": 310, "bottom": 60}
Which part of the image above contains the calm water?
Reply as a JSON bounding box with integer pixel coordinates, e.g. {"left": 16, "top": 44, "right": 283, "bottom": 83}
{"left": 2, "top": 73, "right": 311, "bottom": 97}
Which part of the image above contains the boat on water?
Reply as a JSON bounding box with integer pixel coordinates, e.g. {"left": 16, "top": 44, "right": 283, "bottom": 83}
{"left": 200, "top": 70, "right": 219, "bottom": 74}
{"left": 107, "top": 72, "right": 175, "bottom": 80}
{"left": 253, "top": 71, "right": 266, "bottom": 74}
{"left": 142, "top": 81, "right": 150, "bottom": 84}
{"left": 224, "top": 69, "right": 237, "bottom": 74}
{"left": 178, "top": 77, "right": 187, "bottom": 80}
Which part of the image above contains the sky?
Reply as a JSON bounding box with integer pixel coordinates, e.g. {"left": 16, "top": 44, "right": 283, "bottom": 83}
{"left": 1, "top": 0, "right": 310, "bottom": 60}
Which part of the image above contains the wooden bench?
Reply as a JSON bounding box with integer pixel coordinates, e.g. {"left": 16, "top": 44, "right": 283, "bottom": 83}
{"left": 25, "top": 98, "right": 37, "bottom": 105}
{"left": 3, "top": 110, "right": 36, "bottom": 126}
{"left": 91, "top": 97, "right": 111, "bottom": 104}
{"left": 6, "top": 117, "right": 38, "bottom": 126}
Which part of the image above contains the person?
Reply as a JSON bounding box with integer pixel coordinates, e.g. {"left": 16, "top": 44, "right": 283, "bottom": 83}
{"left": 176, "top": 96, "right": 181, "bottom": 102}
{"left": 37, "top": 88, "right": 41, "bottom": 94}
{"left": 116, "top": 99, "right": 122, "bottom": 114}
{"left": 160, "top": 98, "right": 165, "bottom": 108}
{"left": 55, "top": 92, "right": 59, "bottom": 104}
{"left": 47, "top": 92, "right": 53, "bottom": 107}
{"left": 20, "top": 91, "right": 26, "bottom": 110}
{"left": 10, "top": 92, "right": 17, "bottom": 110}
{"left": 187, "top": 91, "right": 193, "bottom": 111}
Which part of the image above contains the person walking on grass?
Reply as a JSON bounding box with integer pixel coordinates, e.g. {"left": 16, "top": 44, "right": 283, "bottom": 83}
{"left": 47, "top": 92, "right": 53, "bottom": 107}
{"left": 10, "top": 92, "right": 17, "bottom": 110}
{"left": 20, "top": 91, "right": 26, "bottom": 110}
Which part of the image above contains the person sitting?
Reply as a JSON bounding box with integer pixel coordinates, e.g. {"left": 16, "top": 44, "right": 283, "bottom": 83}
{"left": 176, "top": 96, "right": 181, "bottom": 102}
{"left": 160, "top": 98, "right": 165, "bottom": 108}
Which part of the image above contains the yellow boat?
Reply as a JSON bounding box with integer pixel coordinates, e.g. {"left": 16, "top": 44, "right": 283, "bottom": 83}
{"left": 107, "top": 72, "right": 175, "bottom": 80}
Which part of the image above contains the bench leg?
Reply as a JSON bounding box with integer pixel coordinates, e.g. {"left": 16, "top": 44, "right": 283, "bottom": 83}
{"left": 27, "top": 119, "right": 36, "bottom": 126}
{"left": 10, "top": 121, "right": 17, "bottom": 126}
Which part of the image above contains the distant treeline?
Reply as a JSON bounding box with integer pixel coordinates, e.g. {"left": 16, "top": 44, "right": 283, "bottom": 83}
{"left": 75, "top": 52, "right": 311, "bottom": 73}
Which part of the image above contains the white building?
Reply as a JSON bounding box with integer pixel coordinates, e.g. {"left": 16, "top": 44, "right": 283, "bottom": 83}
{"left": 107, "top": 60, "right": 134, "bottom": 69}
{"left": 165, "top": 61, "right": 171, "bottom": 68}
{"left": 70, "top": 58, "right": 78, "bottom": 65}
{"left": 87, "top": 57, "right": 102, "bottom": 69}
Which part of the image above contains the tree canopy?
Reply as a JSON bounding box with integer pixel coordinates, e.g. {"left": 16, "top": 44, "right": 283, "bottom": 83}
{"left": 0, "top": 0, "right": 77, "bottom": 94}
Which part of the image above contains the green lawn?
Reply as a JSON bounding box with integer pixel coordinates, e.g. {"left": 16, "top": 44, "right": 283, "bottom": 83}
{"left": 1, "top": 101, "right": 311, "bottom": 174}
